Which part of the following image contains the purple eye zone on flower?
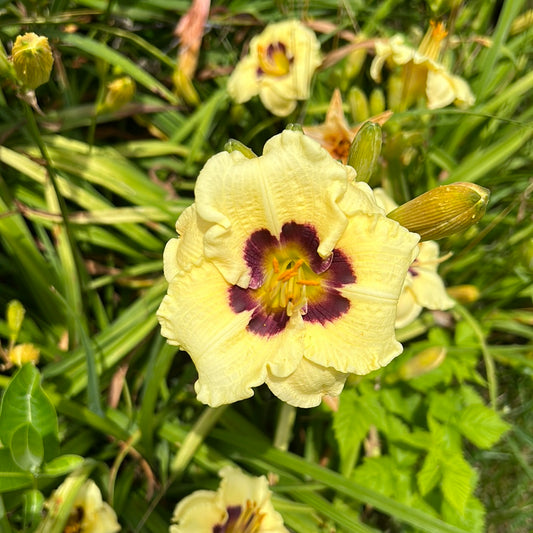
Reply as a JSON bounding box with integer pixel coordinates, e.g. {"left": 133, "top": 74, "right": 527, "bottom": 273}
{"left": 213, "top": 502, "right": 265, "bottom": 533}
{"left": 256, "top": 41, "right": 294, "bottom": 77}
{"left": 229, "top": 222, "right": 356, "bottom": 337}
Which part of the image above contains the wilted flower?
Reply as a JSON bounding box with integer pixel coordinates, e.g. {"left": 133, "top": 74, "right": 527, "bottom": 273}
{"left": 227, "top": 20, "right": 322, "bottom": 116}
{"left": 45, "top": 479, "right": 120, "bottom": 533}
{"left": 157, "top": 130, "right": 419, "bottom": 407}
{"left": 304, "top": 88, "right": 392, "bottom": 164}
{"left": 169, "top": 466, "right": 288, "bottom": 533}
{"left": 370, "top": 21, "right": 475, "bottom": 110}
{"left": 11, "top": 32, "right": 54, "bottom": 90}
{"left": 374, "top": 188, "right": 454, "bottom": 328}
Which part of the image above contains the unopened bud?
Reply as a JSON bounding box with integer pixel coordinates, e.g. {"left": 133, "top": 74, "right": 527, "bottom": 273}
{"left": 348, "top": 86, "right": 370, "bottom": 123}
{"left": 369, "top": 87, "right": 386, "bottom": 116}
{"left": 344, "top": 44, "right": 367, "bottom": 81}
{"left": 224, "top": 139, "right": 257, "bottom": 158}
{"left": 446, "top": 284, "right": 480, "bottom": 303}
{"left": 347, "top": 121, "right": 383, "bottom": 183}
{"left": 399, "top": 346, "right": 446, "bottom": 380}
{"left": 99, "top": 76, "right": 136, "bottom": 113}
{"left": 11, "top": 33, "right": 53, "bottom": 90}
{"left": 387, "top": 72, "right": 405, "bottom": 112}
{"left": 7, "top": 299, "right": 25, "bottom": 344}
{"left": 8, "top": 343, "right": 40, "bottom": 366}
{"left": 387, "top": 182, "right": 490, "bottom": 240}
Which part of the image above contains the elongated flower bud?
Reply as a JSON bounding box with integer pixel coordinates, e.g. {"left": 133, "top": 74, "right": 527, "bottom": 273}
{"left": 11, "top": 33, "right": 53, "bottom": 90}
{"left": 387, "top": 182, "right": 490, "bottom": 240}
{"left": 7, "top": 299, "right": 25, "bottom": 344}
{"left": 399, "top": 346, "right": 446, "bottom": 380}
{"left": 347, "top": 121, "right": 382, "bottom": 183}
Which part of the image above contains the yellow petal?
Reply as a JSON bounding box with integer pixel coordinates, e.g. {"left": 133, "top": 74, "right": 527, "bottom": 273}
{"left": 227, "top": 56, "right": 261, "bottom": 104}
{"left": 170, "top": 490, "right": 223, "bottom": 533}
{"left": 266, "top": 357, "right": 347, "bottom": 408}
{"left": 395, "top": 286, "right": 423, "bottom": 329}
{"left": 195, "top": 130, "right": 354, "bottom": 288}
{"left": 303, "top": 211, "right": 419, "bottom": 374}
{"left": 157, "top": 259, "right": 304, "bottom": 406}
{"left": 425, "top": 68, "right": 457, "bottom": 109}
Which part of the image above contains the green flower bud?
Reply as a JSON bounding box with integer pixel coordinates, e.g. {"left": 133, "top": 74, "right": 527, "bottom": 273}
{"left": 446, "top": 284, "right": 481, "bottom": 304}
{"left": 7, "top": 299, "right": 25, "bottom": 344}
{"left": 369, "top": 87, "right": 386, "bottom": 116}
{"left": 224, "top": 139, "right": 257, "bottom": 158}
{"left": 387, "top": 182, "right": 490, "bottom": 240}
{"left": 11, "top": 33, "right": 54, "bottom": 90}
{"left": 348, "top": 86, "right": 370, "bottom": 123}
{"left": 347, "top": 121, "right": 383, "bottom": 183}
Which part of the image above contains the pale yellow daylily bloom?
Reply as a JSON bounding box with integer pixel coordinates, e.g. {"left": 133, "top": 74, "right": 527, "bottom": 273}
{"left": 46, "top": 479, "right": 121, "bottom": 533}
{"left": 157, "top": 130, "right": 419, "bottom": 407}
{"left": 170, "top": 466, "right": 288, "bottom": 532}
{"left": 303, "top": 88, "right": 392, "bottom": 164}
{"left": 227, "top": 20, "right": 322, "bottom": 116}
{"left": 374, "top": 188, "right": 455, "bottom": 328}
{"left": 370, "top": 22, "right": 475, "bottom": 110}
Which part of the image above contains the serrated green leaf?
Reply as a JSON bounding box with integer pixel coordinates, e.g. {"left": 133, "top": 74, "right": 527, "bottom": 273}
{"left": 417, "top": 450, "right": 442, "bottom": 496}
{"left": 456, "top": 404, "right": 511, "bottom": 449}
{"left": 441, "top": 496, "right": 486, "bottom": 533}
{"left": 10, "top": 423, "right": 44, "bottom": 473}
{"left": 42, "top": 455, "right": 85, "bottom": 477}
{"left": 352, "top": 457, "right": 397, "bottom": 497}
{"left": 441, "top": 453, "right": 476, "bottom": 515}
{"left": 0, "top": 448, "right": 34, "bottom": 492}
{"left": 0, "top": 364, "right": 59, "bottom": 461}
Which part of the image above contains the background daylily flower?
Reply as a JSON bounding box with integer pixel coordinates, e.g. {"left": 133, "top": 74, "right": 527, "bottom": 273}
{"left": 370, "top": 21, "right": 475, "bottom": 110}
{"left": 46, "top": 479, "right": 121, "bottom": 533}
{"left": 157, "top": 130, "right": 419, "bottom": 407}
{"left": 169, "top": 466, "right": 288, "bottom": 532}
{"left": 227, "top": 20, "right": 322, "bottom": 116}
{"left": 303, "top": 88, "right": 392, "bottom": 164}
{"left": 374, "top": 188, "right": 455, "bottom": 328}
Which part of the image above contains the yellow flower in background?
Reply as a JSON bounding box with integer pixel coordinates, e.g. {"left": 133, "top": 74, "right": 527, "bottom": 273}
{"left": 303, "top": 88, "right": 392, "bottom": 164}
{"left": 157, "top": 130, "right": 419, "bottom": 408}
{"left": 169, "top": 466, "right": 288, "bottom": 533}
{"left": 370, "top": 21, "right": 475, "bottom": 110}
{"left": 227, "top": 20, "right": 322, "bottom": 116}
{"left": 7, "top": 343, "right": 40, "bottom": 366}
{"left": 374, "top": 188, "right": 455, "bottom": 328}
{"left": 46, "top": 479, "right": 120, "bottom": 533}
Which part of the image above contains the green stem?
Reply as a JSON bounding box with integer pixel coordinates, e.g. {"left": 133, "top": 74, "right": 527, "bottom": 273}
{"left": 453, "top": 302, "right": 498, "bottom": 409}
{"left": 273, "top": 403, "right": 297, "bottom": 451}
{"left": 170, "top": 405, "right": 228, "bottom": 478}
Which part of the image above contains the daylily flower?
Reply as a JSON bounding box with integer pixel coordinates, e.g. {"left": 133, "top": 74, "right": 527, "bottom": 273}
{"left": 303, "top": 88, "right": 392, "bottom": 164}
{"left": 374, "top": 188, "right": 454, "bottom": 328}
{"left": 227, "top": 20, "right": 322, "bottom": 116}
{"left": 46, "top": 479, "right": 121, "bottom": 533}
{"left": 157, "top": 130, "right": 419, "bottom": 407}
{"left": 169, "top": 466, "right": 288, "bottom": 533}
{"left": 370, "top": 21, "right": 475, "bottom": 110}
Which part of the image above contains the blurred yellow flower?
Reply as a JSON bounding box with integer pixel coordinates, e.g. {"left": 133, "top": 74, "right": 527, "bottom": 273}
{"left": 157, "top": 130, "right": 419, "bottom": 407}
{"left": 370, "top": 22, "right": 475, "bottom": 110}
{"left": 227, "top": 20, "right": 322, "bottom": 116}
{"left": 47, "top": 479, "right": 120, "bottom": 533}
{"left": 303, "top": 88, "right": 392, "bottom": 164}
{"left": 8, "top": 343, "right": 40, "bottom": 366}
{"left": 374, "top": 188, "right": 454, "bottom": 328}
{"left": 169, "top": 466, "right": 288, "bottom": 533}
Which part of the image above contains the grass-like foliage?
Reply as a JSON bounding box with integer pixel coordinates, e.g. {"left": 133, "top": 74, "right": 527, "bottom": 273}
{"left": 0, "top": 0, "right": 531, "bottom": 531}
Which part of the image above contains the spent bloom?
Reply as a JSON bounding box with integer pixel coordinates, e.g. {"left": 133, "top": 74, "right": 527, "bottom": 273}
{"left": 303, "top": 88, "right": 392, "bottom": 164}
{"left": 157, "top": 130, "right": 419, "bottom": 407}
{"left": 45, "top": 479, "right": 120, "bottom": 533}
{"left": 11, "top": 32, "right": 54, "bottom": 90}
{"left": 370, "top": 21, "right": 475, "bottom": 110}
{"left": 374, "top": 188, "right": 454, "bottom": 328}
{"left": 169, "top": 466, "right": 288, "bottom": 533}
{"left": 227, "top": 20, "right": 322, "bottom": 116}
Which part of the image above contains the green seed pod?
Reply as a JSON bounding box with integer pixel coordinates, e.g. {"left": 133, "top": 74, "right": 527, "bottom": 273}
{"left": 347, "top": 121, "right": 383, "bottom": 183}
{"left": 387, "top": 182, "right": 490, "bottom": 240}
{"left": 11, "top": 33, "right": 54, "bottom": 90}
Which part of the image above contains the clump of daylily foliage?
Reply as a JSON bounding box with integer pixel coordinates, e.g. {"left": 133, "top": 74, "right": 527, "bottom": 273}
{"left": 1, "top": 2, "right": 530, "bottom": 532}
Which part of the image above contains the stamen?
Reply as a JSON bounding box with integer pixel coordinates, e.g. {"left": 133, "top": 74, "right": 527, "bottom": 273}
{"left": 272, "top": 256, "right": 279, "bottom": 273}
{"left": 296, "top": 279, "right": 320, "bottom": 286}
